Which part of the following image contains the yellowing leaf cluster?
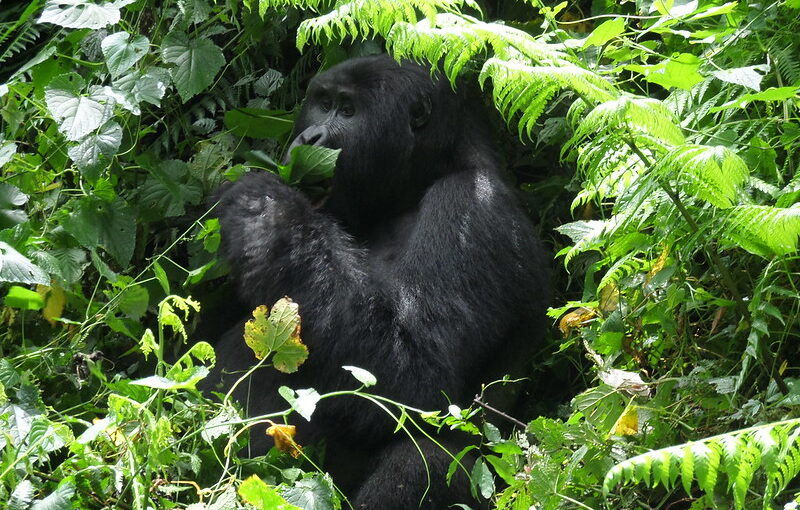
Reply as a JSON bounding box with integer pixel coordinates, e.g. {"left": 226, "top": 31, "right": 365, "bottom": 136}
{"left": 243, "top": 297, "right": 308, "bottom": 373}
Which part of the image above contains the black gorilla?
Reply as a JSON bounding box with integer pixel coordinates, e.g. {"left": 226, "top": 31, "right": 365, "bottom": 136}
{"left": 211, "top": 54, "right": 549, "bottom": 509}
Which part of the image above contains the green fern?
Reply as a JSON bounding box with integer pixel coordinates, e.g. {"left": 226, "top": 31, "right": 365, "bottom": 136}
{"left": 480, "top": 58, "right": 616, "bottom": 138}
{"left": 655, "top": 145, "right": 749, "bottom": 209}
{"left": 0, "top": 1, "right": 44, "bottom": 65}
{"left": 604, "top": 418, "right": 800, "bottom": 509}
{"left": 596, "top": 253, "right": 645, "bottom": 291}
{"left": 568, "top": 96, "right": 685, "bottom": 152}
{"left": 721, "top": 204, "right": 800, "bottom": 257}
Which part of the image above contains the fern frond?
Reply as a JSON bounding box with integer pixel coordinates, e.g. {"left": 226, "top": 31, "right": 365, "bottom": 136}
{"left": 480, "top": 58, "right": 616, "bottom": 139}
{"left": 554, "top": 219, "right": 608, "bottom": 266}
{"left": 0, "top": 21, "right": 42, "bottom": 64}
{"left": 604, "top": 418, "right": 800, "bottom": 509}
{"left": 278, "top": 0, "right": 479, "bottom": 50}
{"left": 597, "top": 254, "right": 644, "bottom": 291}
{"left": 770, "top": 44, "right": 800, "bottom": 84}
{"left": 655, "top": 145, "right": 749, "bottom": 209}
{"left": 571, "top": 135, "right": 644, "bottom": 208}
{"left": 388, "top": 14, "right": 575, "bottom": 81}
{"left": 721, "top": 204, "right": 800, "bottom": 257}
{"left": 570, "top": 96, "right": 685, "bottom": 149}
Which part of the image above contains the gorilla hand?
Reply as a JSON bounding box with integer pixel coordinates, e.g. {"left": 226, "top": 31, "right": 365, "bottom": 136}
{"left": 216, "top": 171, "right": 314, "bottom": 308}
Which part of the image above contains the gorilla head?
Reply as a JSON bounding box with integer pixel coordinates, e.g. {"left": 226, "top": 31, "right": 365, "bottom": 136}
{"left": 286, "top": 56, "right": 491, "bottom": 234}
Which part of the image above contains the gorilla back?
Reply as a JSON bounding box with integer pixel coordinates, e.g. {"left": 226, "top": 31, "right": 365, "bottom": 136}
{"left": 211, "top": 54, "right": 550, "bottom": 509}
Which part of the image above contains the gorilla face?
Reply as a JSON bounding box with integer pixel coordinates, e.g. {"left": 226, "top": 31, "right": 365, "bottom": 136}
{"left": 286, "top": 58, "right": 434, "bottom": 174}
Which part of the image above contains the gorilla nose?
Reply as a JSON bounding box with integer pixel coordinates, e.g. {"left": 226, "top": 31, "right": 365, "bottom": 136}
{"left": 283, "top": 125, "right": 330, "bottom": 163}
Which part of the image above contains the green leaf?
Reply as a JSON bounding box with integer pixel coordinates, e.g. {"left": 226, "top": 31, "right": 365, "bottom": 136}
{"left": 138, "top": 160, "right": 202, "bottom": 217}
{"left": 710, "top": 87, "right": 800, "bottom": 112}
{"left": 722, "top": 205, "right": 800, "bottom": 257}
{"left": 583, "top": 17, "right": 625, "bottom": 48}
{"left": 130, "top": 367, "right": 208, "bottom": 390}
{"left": 4, "top": 286, "right": 45, "bottom": 310}
{"left": 9, "top": 480, "right": 34, "bottom": 509}
{"left": 98, "top": 197, "right": 135, "bottom": 266}
{"left": 625, "top": 53, "right": 704, "bottom": 90}
{"left": 281, "top": 145, "right": 340, "bottom": 185}
{"left": 240, "top": 475, "right": 300, "bottom": 510}
{"left": 45, "top": 73, "right": 115, "bottom": 141}
{"left": 62, "top": 199, "right": 101, "bottom": 249}
{"left": 244, "top": 298, "right": 308, "bottom": 373}
{"left": 63, "top": 197, "right": 135, "bottom": 266}
{"left": 342, "top": 366, "right": 377, "bottom": 387}
{"left": 101, "top": 32, "right": 149, "bottom": 78}
{"left": 485, "top": 454, "right": 516, "bottom": 485}
{"left": 118, "top": 283, "right": 149, "bottom": 320}
{"left": 292, "top": 388, "right": 321, "bottom": 421}
{"left": 0, "top": 183, "right": 28, "bottom": 229}
{"left": 161, "top": 31, "right": 225, "bottom": 102}
{"left": 0, "top": 137, "right": 17, "bottom": 169}
{"left": 38, "top": 0, "right": 133, "bottom": 29}
{"left": 0, "top": 243, "right": 49, "bottom": 285}
{"left": 223, "top": 108, "right": 294, "bottom": 139}
{"left": 67, "top": 121, "right": 122, "bottom": 179}
{"left": 152, "top": 261, "right": 170, "bottom": 294}
{"left": 471, "top": 457, "right": 495, "bottom": 499}
{"left": 112, "top": 67, "right": 170, "bottom": 114}
{"left": 712, "top": 65, "right": 767, "bottom": 91}
{"left": 281, "top": 475, "right": 337, "bottom": 510}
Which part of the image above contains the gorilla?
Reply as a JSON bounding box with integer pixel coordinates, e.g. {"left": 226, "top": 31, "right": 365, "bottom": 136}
{"left": 210, "top": 54, "right": 549, "bottom": 509}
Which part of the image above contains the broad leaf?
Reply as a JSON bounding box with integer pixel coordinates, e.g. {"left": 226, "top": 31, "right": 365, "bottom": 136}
{"left": 244, "top": 298, "right": 308, "bottom": 373}
{"left": 625, "top": 53, "right": 704, "bottom": 90}
{"left": 280, "top": 145, "right": 340, "bottom": 185}
{"left": 0, "top": 137, "right": 16, "bottom": 168}
{"left": 712, "top": 65, "right": 768, "bottom": 91}
{"left": 67, "top": 121, "right": 122, "bottom": 179}
{"left": 138, "top": 160, "right": 202, "bottom": 217}
{"left": 38, "top": 0, "right": 134, "bottom": 29}
{"left": 240, "top": 475, "right": 300, "bottom": 510}
{"left": 62, "top": 197, "right": 135, "bottom": 266}
{"left": 30, "top": 482, "right": 75, "bottom": 510}
{"left": 0, "top": 242, "right": 49, "bottom": 285}
{"left": 0, "top": 183, "right": 28, "bottom": 229}
{"left": 113, "top": 67, "right": 170, "bottom": 114}
{"left": 224, "top": 108, "right": 294, "bottom": 138}
{"left": 45, "top": 74, "right": 115, "bottom": 141}
{"left": 281, "top": 475, "right": 336, "bottom": 510}
{"left": 342, "top": 366, "right": 377, "bottom": 387}
{"left": 4, "top": 286, "right": 45, "bottom": 310}
{"left": 101, "top": 32, "right": 149, "bottom": 78}
{"left": 161, "top": 31, "right": 224, "bottom": 102}
{"left": 583, "top": 18, "right": 625, "bottom": 48}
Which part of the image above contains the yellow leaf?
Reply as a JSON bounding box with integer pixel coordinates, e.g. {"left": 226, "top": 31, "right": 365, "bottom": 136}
{"left": 598, "top": 283, "right": 619, "bottom": 314}
{"left": 611, "top": 405, "right": 638, "bottom": 436}
{"left": 243, "top": 298, "right": 308, "bottom": 372}
{"left": 646, "top": 248, "right": 670, "bottom": 283}
{"left": 37, "top": 284, "right": 66, "bottom": 327}
{"left": 244, "top": 305, "right": 271, "bottom": 359}
{"left": 558, "top": 307, "right": 597, "bottom": 336}
{"left": 266, "top": 422, "right": 303, "bottom": 458}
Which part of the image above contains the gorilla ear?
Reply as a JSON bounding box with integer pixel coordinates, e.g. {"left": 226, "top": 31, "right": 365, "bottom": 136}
{"left": 410, "top": 93, "right": 432, "bottom": 129}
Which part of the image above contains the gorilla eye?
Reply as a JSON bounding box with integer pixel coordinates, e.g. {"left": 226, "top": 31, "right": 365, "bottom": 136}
{"left": 319, "top": 98, "right": 333, "bottom": 112}
{"left": 340, "top": 103, "right": 355, "bottom": 117}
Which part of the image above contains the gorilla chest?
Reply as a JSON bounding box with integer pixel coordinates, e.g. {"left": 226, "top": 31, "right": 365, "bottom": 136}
{"left": 362, "top": 208, "right": 420, "bottom": 268}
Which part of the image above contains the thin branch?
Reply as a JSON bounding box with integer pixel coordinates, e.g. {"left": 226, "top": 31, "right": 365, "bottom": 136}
{"left": 473, "top": 395, "right": 526, "bottom": 429}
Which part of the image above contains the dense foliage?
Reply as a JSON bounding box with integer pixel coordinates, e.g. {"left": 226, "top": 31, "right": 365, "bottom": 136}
{"left": 0, "top": 0, "right": 799, "bottom": 508}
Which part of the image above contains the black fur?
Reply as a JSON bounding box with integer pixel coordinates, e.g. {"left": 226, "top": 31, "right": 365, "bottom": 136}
{"left": 210, "top": 54, "right": 550, "bottom": 509}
